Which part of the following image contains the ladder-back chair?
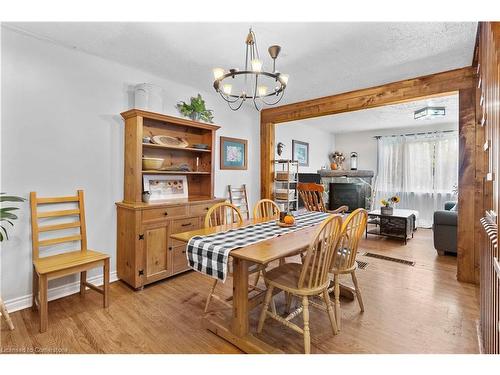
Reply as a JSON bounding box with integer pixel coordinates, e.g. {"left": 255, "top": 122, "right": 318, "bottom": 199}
{"left": 257, "top": 215, "right": 343, "bottom": 353}
{"left": 329, "top": 208, "right": 368, "bottom": 330}
{"left": 30, "top": 190, "right": 110, "bottom": 332}
{"left": 297, "top": 182, "right": 349, "bottom": 214}
{"left": 253, "top": 199, "right": 280, "bottom": 220}
{"left": 228, "top": 184, "right": 250, "bottom": 220}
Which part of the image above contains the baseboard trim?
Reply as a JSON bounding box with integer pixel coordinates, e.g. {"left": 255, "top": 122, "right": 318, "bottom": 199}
{"left": 4, "top": 271, "right": 119, "bottom": 313}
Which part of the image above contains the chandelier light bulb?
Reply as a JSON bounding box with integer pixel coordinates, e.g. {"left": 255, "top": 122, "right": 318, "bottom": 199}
{"left": 251, "top": 59, "right": 263, "bottom": 72}
{"left": 279, "top": 74, "right": 289, "bottom": 85}
{"left": 257, "top": 86, "right": 268, "bottom": 96}
{"left": 222, "top": 84, "right": 232, "bottom": 95}
{"left": 213, "top": 68, "right": 225, "bottom": 80}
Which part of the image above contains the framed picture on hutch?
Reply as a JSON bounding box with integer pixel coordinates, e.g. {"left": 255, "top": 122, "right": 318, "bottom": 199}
{"left": 292, "top": 140, "right": 309, "bottom": 166}
{"left": 143, "top": 174, "right": 189, "bottom": 201}
{"left": 220, "top": 136, "right": 248, "bottom": 170}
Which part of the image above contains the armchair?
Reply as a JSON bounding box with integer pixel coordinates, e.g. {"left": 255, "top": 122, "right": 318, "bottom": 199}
{"left": 433, "top": 201, "right": 457, "bottom": 255}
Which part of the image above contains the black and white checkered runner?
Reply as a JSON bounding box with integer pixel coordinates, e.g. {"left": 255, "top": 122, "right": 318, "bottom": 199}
{"left": 186, "top": 211, "right": 331, "bottom": 281}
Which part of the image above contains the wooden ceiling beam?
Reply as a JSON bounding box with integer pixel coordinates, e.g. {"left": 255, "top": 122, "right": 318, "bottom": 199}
{"left": 261, "top": 67, "right": 475, "bottom": 124}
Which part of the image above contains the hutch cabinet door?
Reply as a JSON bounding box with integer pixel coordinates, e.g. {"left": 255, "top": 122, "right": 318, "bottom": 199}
{"left": 143, "top": 221, "right": 171, "bottom": 283}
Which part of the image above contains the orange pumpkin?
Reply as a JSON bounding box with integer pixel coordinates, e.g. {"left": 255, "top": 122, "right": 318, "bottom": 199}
{"left": 284, "top": 215, "right": 295, "bottom": 225}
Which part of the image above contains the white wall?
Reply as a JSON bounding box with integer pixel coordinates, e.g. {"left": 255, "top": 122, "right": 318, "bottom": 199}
{"left": 275, "top": 122, "right": 334, "bottom": 173}
{"left": 334, "top": 123, "right": 458, "bottom": 172}
{"left": 0, "top": 27, "right": 260, "bottom": 307}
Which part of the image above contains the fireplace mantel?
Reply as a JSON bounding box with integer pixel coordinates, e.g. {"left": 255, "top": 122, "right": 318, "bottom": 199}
{"left": 318, "top": 169, "right": 375, "bottom": 178}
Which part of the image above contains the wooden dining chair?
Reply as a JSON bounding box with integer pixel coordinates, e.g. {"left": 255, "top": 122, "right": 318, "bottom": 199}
{"left": 203, "top": 202, "right": 263, "bottom": 312}
{"left": 253, "top": 199, "right": 280, "bottom": 220}
{"left": 228, "top": 184, "right": 250, "bottom": 220}
{"left": 297, "top": 182, "right": 349, "bottom": 214}
{"left": 30, "top": 190, "right": 110, "bottom": 333}
{"left": 329, "top": 208, "right": 368, "bottom": 330}
{"left": 257, "top": 214, "right": 343, "bottom": 354}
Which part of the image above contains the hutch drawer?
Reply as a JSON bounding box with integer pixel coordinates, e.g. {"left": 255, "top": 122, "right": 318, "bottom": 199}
{"left": 190, "top": 202, "right": 216, "bottom": 217}
{"left": 142, "top": 205, "right": 188, "bottom": 222}
{"left": 171, "top": 216, "right": 200, "bottom": 234}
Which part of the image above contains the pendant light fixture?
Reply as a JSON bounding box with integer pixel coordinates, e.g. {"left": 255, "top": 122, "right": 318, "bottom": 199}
{"left": 212, "top": 28, "right": 289, "bottom": 111}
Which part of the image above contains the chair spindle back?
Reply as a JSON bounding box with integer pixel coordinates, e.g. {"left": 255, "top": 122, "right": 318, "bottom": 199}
{"left": 253, "top": 199, "right": 280, "bottom": 220}
{"left": 297, "top": 183, "right": 328, "bottom": 212}
{"left": 298, "top": 215, "right": 343, "bottom": 290}
{"left": 333, "top": 208, "right": 368, "bottom": 271}
{"left": 204, "top": 202, "right": 244, "bottom": 228}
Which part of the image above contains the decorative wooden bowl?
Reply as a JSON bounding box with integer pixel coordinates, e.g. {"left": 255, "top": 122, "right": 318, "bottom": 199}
{"left": 152, "top": 135, "right": 189, "bottom": 148}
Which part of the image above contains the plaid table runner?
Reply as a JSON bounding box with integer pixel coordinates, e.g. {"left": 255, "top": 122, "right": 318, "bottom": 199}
{"left": 186, "top": 211, "right": 331, "bottom": 281}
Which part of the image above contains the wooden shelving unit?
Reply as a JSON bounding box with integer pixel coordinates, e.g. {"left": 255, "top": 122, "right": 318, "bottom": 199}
{"left": 273, "top": 160, "right": 299, "bottom": 212}
{"left": 120, "top": 108, "right": 220, "bottom": 203}
{"left": 116, "top": 109, "right": 224, "bottom": 289}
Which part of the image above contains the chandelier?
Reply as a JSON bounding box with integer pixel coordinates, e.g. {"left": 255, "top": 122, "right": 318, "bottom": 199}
{"left": 212, "top": 28, "right": 289, "bottom": 111}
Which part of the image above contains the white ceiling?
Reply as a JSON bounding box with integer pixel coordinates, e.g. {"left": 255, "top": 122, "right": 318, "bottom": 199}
{"left": 5, "top": 22, "right": 477, "bottom": 105}
{"left": 294, "top": 94, "right": 458, "bottom": 134}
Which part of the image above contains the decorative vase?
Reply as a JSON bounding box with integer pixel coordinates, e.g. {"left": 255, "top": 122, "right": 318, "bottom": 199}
{"left": 142, "top": 191, "right": 151, "bottom": 203}
{"left": 381, "top": 206, "right": 393, "bottom": 215}
{"left": 189, "top": 112, "right": 201, "bottom": 121}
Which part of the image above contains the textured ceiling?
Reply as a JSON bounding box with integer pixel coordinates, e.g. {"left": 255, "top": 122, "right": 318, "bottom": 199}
{"left": 294, "top": 94, "right": 458, "bottom": 134}
{"left": 4, "top": 22, "right": 477, "bottom": 105}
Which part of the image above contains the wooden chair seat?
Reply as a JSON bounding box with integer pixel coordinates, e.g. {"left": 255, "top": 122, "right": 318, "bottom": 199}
{"left": 34, "top": 249, "right": 108, "bottom": 276}
{"left": 330, "top": 248, "right": 356, "bottom": 273}
{"left": 264, "top": 263, "right": 328, "bottom": 296}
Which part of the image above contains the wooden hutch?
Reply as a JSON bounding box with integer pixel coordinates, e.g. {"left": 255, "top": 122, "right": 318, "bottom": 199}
{"left": 116, "top": 109, "right": 224, "bottom": 289}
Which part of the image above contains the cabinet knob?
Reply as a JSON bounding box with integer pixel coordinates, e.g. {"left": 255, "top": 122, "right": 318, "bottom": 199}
{"left": 168, "top": 246, "right": 172, "bottom": 251}
{"left": 181, "top": 223, "right": 192, "bottom": 227}
{"left": 164, "top": 212, "right": 169, "bottom": 216}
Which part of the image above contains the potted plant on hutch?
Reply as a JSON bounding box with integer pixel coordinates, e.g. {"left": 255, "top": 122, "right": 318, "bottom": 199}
{"left": 176, "top": 94, "right": 214, "bottom": 123}
{"left": 0, "top": 193, "right": 25, "bottom": 330}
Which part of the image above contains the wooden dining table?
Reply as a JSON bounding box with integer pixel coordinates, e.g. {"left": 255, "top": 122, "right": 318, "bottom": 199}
{"left": 171, "top": 217, "right": 354, "bottom": 353}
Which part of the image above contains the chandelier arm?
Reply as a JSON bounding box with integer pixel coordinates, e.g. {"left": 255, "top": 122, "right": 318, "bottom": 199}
{"left": 227, "top": 97, "right": 246, "bottom": 111}
{"left": 260, "top": 88, "right": 286, "bottom": 106}
{"left": 252, "top": 74, "right": 261, "bottom": 111}
{"left": 218, "top": 90, "right": 242, "bottom": 104}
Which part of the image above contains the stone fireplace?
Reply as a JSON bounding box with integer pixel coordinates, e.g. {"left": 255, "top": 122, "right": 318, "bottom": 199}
{"left": 318, "top": 169, "right": 375, "bottom": 211}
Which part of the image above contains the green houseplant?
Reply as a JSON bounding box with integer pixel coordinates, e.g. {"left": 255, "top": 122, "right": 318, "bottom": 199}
{"left": 0, "top": 192, "right": 25, "bottom": 330}
{"left": 176, "top": 94, "right": 214, "bottom": 123}
{"left": 0, "top": 193, "right": 25, "bottom": 241}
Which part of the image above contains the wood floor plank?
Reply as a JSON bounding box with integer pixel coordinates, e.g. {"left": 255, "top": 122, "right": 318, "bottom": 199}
{"left": 0, "top": 228, "right": 479, "bottom": 353}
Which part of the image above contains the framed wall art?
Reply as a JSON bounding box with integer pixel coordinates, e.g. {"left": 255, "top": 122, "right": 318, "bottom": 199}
{"left": 143, "top": 174, "right": 188, "bottom": 201}
{"left": 292, "top": 140, "right": 309, "bottom": 166}
{"left": 220, "top": 136, "right": 248, "bottom": 170}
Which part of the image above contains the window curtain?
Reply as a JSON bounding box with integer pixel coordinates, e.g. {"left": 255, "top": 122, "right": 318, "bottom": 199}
{"left": 374, "top": 131, "right": 458, "bottom": 228}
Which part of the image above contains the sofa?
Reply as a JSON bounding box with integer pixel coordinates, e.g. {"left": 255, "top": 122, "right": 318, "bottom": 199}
{"left": 433, "top": 201, "right": 457, "bottom": 255}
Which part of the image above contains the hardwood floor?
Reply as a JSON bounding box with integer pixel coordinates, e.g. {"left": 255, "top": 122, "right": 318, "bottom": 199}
{"left": 0, "top": 228, "right": 479, "bottom": 354}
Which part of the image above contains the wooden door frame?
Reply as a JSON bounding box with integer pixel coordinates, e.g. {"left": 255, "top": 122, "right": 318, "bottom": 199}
{"left": 260, "top": 66, "right": 482, "bottom": 284}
